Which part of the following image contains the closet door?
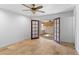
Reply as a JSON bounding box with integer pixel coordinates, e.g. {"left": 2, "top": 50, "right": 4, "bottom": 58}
{"left": 53, "top": 18, "right": 60, "bottom": 43}
{"left": 31, "top": 20, "right": 39, "bottom": 39}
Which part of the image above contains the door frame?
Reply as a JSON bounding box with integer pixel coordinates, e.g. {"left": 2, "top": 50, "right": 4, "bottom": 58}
{"left": 31, "top": 17, "right": 60, "bottom": 42}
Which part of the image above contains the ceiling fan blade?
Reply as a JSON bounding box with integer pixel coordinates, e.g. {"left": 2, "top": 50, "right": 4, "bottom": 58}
{"left": 22, "top": 4, "right": 31, "bottom": 8}
{"left": 36, "top": 6, "right": 43, "bottom": 9}
{"left": 23, "top": 9, "right": 31, "bottom": 11}
{"left": 37, "top": 10, "right": 45, "bottom": 13}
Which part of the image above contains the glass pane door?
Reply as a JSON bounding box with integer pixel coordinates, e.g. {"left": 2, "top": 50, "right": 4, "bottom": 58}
{"left": 31, "top": 20, "right": 39, "bottom": 39}
{"left": 53, "top": 18, "right": 60, "bottom": 43}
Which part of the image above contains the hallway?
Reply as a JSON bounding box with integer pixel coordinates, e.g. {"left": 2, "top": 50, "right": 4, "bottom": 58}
{"left": 0, "top": 37, "right": 77, "bottom": 55}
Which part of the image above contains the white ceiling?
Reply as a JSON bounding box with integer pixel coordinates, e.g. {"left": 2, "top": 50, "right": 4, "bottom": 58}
{"left": 0, "top": 4, "right": 75, "bottom": 16}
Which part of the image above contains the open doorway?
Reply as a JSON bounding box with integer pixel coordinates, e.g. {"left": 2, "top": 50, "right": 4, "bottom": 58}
{"left": 39, "top": 17, "right": 60, "bottom": 43}
{"left": 31, "top": 17, "right": 60, "bottom": 43}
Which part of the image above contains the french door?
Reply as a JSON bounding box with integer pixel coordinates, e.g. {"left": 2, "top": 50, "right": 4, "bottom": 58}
{"left": 53, "top": 17, "right": 60, "bottom": 43}
{"left": 31, "top": 20, "right": 39, "bottom": 39}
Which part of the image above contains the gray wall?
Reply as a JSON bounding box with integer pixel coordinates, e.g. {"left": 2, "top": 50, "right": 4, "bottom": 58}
{"left": 0, "top": 9, "right": 31, "bottom": 47}
{"left": 60, "top": 17, "right": 75, "bottom": 43}
{"left": 75, "top": 5, "right": 79, "bottom": 53}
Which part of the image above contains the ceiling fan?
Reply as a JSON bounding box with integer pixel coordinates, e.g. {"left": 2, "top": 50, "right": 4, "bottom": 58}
{"left": 22, "top": 4, "right": 45, "bottom": 14}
